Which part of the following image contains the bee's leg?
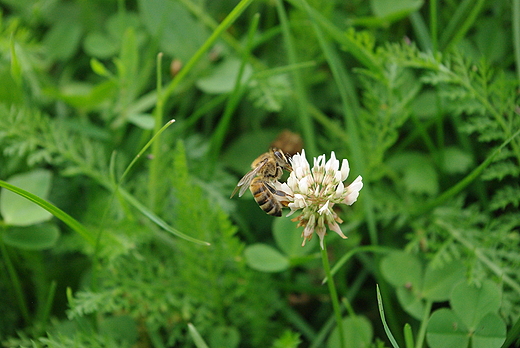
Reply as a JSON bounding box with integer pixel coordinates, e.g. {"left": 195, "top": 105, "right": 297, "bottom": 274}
{"left": 266, "top": 182, "right": 291, "bottom": 207}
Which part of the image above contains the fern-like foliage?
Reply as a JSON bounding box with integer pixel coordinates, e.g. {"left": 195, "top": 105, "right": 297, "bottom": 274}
{"left": 363, "top": 42, "right": 520, "bottom": 324}
{"left": 65, "top": 141, "right": 281, "bottom": 347}
{"left": 421, "top": 54, "right": 520, "bottom": 211}
{"left": 0, "top": 104, "right": 110, "bottom": 180}
{"left": 413, "top": 200, "right": 520, "bottom": 324}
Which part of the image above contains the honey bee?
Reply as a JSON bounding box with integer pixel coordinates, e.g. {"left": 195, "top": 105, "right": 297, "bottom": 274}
{"left": 231, "top": 148, "right": 292, "bottom": 216}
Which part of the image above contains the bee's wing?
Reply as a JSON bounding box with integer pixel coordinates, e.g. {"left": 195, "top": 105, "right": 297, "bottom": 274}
{"left": 230, "top": 159, "right": 268, "bottom": 198}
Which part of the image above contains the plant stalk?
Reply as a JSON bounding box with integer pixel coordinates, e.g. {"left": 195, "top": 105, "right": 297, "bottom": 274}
{"left": 321, "top": 239, "right": 345, "bottom": 348}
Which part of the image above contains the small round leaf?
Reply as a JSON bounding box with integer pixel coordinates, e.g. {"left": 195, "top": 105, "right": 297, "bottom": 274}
{"left": 451, "top": 280, "right": 502, "bottom": 330}
{"left": 423, "top": 260, "right": 465, "bottom": 301}
{"left": 1, "top": 169, "right": 53, "bottom": 226}
{"left": 426, "top": 308, "right": 469, "bottom": 348}
{"left": 244, "top": 243, "right": 289, "bottom": 273}
{"left": 273, "top": 217, "right": 316, "bottom": 257}
{"left": 3, "top": 223, "right": 60, "bottom": 250}
{"left": 327, "top": 316, "right": 373, "bottom": 348}
{"left": 472, "top": 312, "right": 506, "bottom": 348}
{"left": 380, "top": 251, "right": 423, "bottom": 289}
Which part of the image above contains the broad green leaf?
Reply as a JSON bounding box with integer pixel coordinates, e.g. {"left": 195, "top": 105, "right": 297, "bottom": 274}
{"left": 209, "top": 326, "right": 240, "bottom": 348}
{"left": 327, "top": 316, "right": 373, "bottom": 348}
{"left": 451, "top": 280, "right": 502, "bottom": 330}
{"left": 423, "top": 260, "right": 465, "bottom": 301}
{"left": 387, "top": 152, "right": 439, "bottom": 195}
{"left": 474, "top": 18, "right": 507, "bottom": 63}
{"left": 380, "top": 251, "right": 422, "bottom": 289}
{"left": 273, "top": 217, "right": 316, "bottom": 257}
{"left": 106, "top": 12, "right": 142, "bottom": 42}
{"left": 244, "top": 243, "right": 289, "bottom": 273}
{"left": 84, "top": 32, "right": 119, "bottom": 58}
{"left": 137, "top": 0, "right": 209, "bottom": 62}
{"left": 42, "top": 16, "right": 82, "bottom": 61}
{"left": 222, "top": 129, "right": 280, "bottom": 174}
{"left": 0, "top": 68, "right": 23, "bottom": 105}
{"left": 51, "top": 80, "right": 117, "bottom": 110}
{"left": 118, "top": 27, "right": 138, "bottom": 81}
{"left": 472, "top": 313, "right": 506, "bottom": 348}
{"left": 0, "top": 179, "right": 95, "bottom": 245}
{"left": 128, "top": 114, "right": 155, "bottom": 130}
{"left": 397, "top": 286, "right": 424, "bottom": 320}
{"left": 2, "top": 223, "right": 60, "bottom": 250}
{"left": 442, "top": 147, "right": 474, "bottom": 175}
{"left": 196, "top": 57, "right": 253, "bottom": 94}
{"left": 99, "top": 315, "right": 138, "bottom": 344}
{"left": 1, "top": 169, "right": 53, "bottom": 226}
{"left": 426, "top": 308, "right": 469, "bottom": 348}
{"left": 411, "top": 90, "right": 441, "bottom": 120}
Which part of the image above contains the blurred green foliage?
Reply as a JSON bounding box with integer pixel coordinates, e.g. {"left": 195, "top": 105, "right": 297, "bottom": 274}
{"left": 0, "top": 0, "right": 519, "bottom": 347}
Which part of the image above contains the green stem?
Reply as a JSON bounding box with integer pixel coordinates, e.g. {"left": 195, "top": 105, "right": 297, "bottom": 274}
{"left": 415, "top": 300, "right": 432, "bottom": 348}
{"left": 0, "top": 237, "right": 30, "bottom": 323}
{"left": 411, "top": 128, "right": 520, "bottom": 217}
{"left": 321, "top": 239, "right": 345, "bottom": 348}
{"left": 148, "top": 52, "right": 164, "bottom": 211}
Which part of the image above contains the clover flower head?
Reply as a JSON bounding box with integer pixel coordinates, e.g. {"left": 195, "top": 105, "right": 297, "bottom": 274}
{"left": 280, "top": 149, "right": 363, "bottom": 249}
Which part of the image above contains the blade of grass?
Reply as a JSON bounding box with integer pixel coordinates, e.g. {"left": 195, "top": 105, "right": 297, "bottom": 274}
{"left": 0, "top": 239, "right": 30, "bottom": 323}
{"left": 376, "top": 284, "right": 401, "bottom": 348}
{"left": 403, "top": 323, "right": 414, "bottom": 348}
{"left": 160, "top": 0, "right": 255, "bottom": 103}
{"left": 275, "top": 0, "right": 317, "bottom": 156}
{"left": 429, "top": 0, "right": 438, "bottom": 51}
{"left": 122, "top": 119, "right": 175, "bottom": 184}
{"left": 411, "top": 127, "right": 520, "bottom": 217}
{"left": 252, "top": 61, "right": 316, "bottom": 80}
{"left": 286, "top": 0, "right": 381, "bottom": 74}
{"left": 0, "top": 180, "right": 96, "bottom": 246}
{"left": 89, "top": 119, "right": 209, "bottom": 246}
{"left": 188, "top": 323, "right": 210, "bottom": 348}
{"left": 207, "top": 13, "right": 260, "bottom": 163}
{"left": 298, "top": 0, "right": 377, "bottom": 245}
{"left": 409, "top": 11, "right": 432, "bottom": 52}
{"left": 148, "top": 52, "right": 165, "bottom": 210}
{"left": 502, "top": 314, "right": 520, "bottom": 348}
{"left": 513, "top": 0, "right": 520, "bottom": 82}
{"left": 118, "top": 187, "right": 210, "bottom": 246}
{"left": 149, "top": 0, "right": 255, "bottom": 209}
{"left": 178, "top": 0, "right": 265, "bottom": 71}
{"left": 39, "top": 280, "right": 57, "bottom": 329}
{"left": 440, "top": 0, "right": 486, "bottom": 52}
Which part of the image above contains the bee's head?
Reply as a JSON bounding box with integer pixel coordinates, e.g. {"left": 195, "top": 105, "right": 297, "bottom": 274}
{"left": 271, "top": 147, "right": 293, "bottom": 172}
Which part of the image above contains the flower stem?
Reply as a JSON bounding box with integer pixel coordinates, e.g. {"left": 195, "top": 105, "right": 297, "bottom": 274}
{"left": 321, "top": 239, "right": 345, "bottom": 348}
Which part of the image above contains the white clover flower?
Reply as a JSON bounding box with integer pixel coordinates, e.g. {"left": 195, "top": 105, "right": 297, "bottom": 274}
{"left": 280, "top": 149, "right": 363, "bottom": 249}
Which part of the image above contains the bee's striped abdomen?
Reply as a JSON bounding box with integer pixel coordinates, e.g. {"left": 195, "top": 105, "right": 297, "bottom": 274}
{"left": 250, "top": 178, "right": 282, "bottom": 217}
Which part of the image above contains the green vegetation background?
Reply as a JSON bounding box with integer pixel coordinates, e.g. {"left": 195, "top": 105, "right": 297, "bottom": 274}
{"left": 0, "top": 0, "right": 519, "bottom": 347}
